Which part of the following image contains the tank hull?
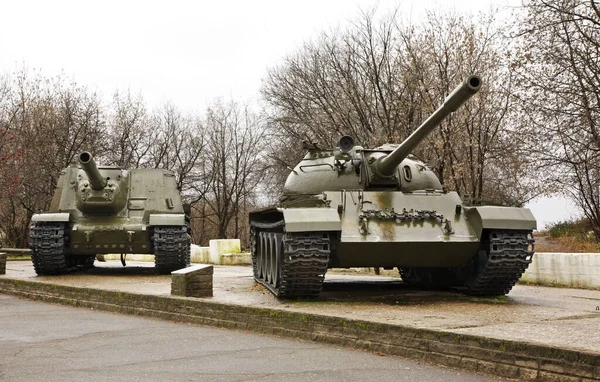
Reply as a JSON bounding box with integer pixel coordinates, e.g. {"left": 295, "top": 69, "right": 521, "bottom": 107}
{"left": 273, "top": 190, "right": 484, "bottom": 268}
{"left": 29, "top": 162, "right": 191, "bottom": 275}
{"left": 249, "top": 190, "right": 536, "bottom": 298}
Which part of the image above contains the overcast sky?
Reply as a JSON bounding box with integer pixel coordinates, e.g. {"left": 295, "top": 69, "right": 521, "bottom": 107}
{"left": 0, "top": 0, "right": 577, "bottom": 229}
{"left": 0, "top": 0, "right": 519, "bottom": 109}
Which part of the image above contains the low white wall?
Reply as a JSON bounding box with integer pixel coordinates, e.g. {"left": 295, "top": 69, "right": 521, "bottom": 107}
{"left": 220, "top": 252, "right": 252, "bottom": 266}
{"left": 209, "top": 239, "right": 241, "bottom": 264}
{"left": 102, "top": 254, "right": 154, "bottom": 262}
{"left": 521, "top": 252, "right": 600, "bottom": 289}
{"left": 190, "top": 245, "right": 210, "bottom": 263}
{"left": 103, "top": 239, "right": 250, "bottom": 266}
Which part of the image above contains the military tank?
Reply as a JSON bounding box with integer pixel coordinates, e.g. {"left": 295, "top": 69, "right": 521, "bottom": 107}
{"left": 29, "top": 152, "right": 191, "bottom": 275}
{"left": 250, "top": 75, "right": 536, "bottom": 299}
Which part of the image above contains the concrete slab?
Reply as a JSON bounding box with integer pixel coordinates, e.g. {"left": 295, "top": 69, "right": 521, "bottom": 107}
{"left": 2, "top": 260, "right": 599, "bottom": 356}
{"left": 209, "top": 239, "right": 241, "bottom": 264}
{"left": 220, "top": 252, "right": 251, "bottom": 265}
{"left": 190, "top": 244, "right": 210, "bottom": 263}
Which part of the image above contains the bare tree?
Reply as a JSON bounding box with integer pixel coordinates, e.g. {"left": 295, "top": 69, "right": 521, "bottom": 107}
{"left": 200, "top": 100, "right": 268, "bottom": 242}
{"left": 261, "top": 8, "right": 536, "bottom": 206}
{"left": 146, "top": 103, "right": 207, "bottom": 193}
{"left": 516, "top": 0, "right": 600, "bottom": 236}
{"left": 402, "top": 10, "right": 540, "bottom": 206}
{"left": 0, "top": 70, "right": 105, "bottom": 247}
{"left": 105, "top": 90, "right": 154, "bottom": 167}
{"left": 262, "top": 10, "right": 411, "bottom": 148}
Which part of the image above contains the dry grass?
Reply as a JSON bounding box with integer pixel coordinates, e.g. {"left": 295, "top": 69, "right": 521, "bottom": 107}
{"left": 535, "top": 233, "right": 600, "bottom": 253}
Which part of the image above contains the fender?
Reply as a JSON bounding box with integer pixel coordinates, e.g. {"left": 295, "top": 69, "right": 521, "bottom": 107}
{"left": 148, "top": 214, "right": 185, "bottom": 226}
{"left": 31, "top": 213, "right": 70, "bottom": 222}
{"left": 279, "top": 208, "right": 341, "bottom": 232}
{"left": 466, "top": 206, "right": 537, "bottom": 238}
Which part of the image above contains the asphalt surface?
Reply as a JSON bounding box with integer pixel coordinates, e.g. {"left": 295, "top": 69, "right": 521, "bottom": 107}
{"left": 0, "top": 294, "right": 505, "bottom": 382}
{"left": 4, "top": 260, "right": 600, "bottom": 355}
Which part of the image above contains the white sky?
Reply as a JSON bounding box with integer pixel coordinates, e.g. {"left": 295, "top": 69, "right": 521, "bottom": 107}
{"left": 0, "top": 0, "right": 518, "bottom": 110}
{"left": 0, "top": 0, "right": 578, "bottom": 229}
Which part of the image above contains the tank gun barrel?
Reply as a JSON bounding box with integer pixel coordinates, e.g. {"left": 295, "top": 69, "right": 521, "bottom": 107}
{"left": 78, "top": 152, "right": 107, "bottom": 190}
{"left": 375, "top": 75, "right": 482, "bottom": 177}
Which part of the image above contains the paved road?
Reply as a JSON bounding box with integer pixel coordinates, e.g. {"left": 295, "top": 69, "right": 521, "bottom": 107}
{"left": 6, "top": 260, "right": 600, "bottom": 354}
{"left": 0, "top": 295, "right": 504, "bottom": 382}
{"left": 2, "top": 261, "right": 600, "bottom": 353}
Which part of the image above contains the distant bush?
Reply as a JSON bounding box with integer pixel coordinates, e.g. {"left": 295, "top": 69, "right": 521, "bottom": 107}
{"left": 547, "top": 218, "right": 594, "bottom": 240}
{"left": 537, "top": 218, "right": 599, "bottom": 253}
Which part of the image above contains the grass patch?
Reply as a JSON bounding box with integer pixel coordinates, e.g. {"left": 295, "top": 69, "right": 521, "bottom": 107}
{"left": 6, "top": 256, "right": 31, "bottom": 261}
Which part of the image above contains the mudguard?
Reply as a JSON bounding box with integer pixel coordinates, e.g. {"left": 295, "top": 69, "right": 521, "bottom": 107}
{"left": 466, "top": 206, "right": 537, "bottom": 237}
{"left": 31, "top": 213, "right": 70, "bottom": 222}
{"left": 279, "top": 208, "right": 341, "bottom": 232}
{"left": 148, "top": 214, "right": 185, "bottom": 226}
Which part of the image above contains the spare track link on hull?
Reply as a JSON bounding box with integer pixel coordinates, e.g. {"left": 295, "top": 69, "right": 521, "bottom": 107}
{"left": 465, "top": 229, "right": 534, "bottom": 296}
{"left": 29, "top": 221, "right": 69, "bottom": 275}
{"left": 153, "top": 225, "right": 190, "bottom": 274}
{"left": 251, "top": 220, "right": 330, "bottom": 299}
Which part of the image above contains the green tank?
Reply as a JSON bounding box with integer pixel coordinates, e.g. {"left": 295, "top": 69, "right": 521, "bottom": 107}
{"left": 29, "top": 152, "right": 191, "bottom": 275}
{"left": 250, "top": 75, "right": 536, "bottom": 298}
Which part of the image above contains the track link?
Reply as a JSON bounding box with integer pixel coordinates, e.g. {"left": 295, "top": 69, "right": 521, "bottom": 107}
{"left": 279, "top": 232, "right": 330, "bottom": 298}
{"left": 251, "top": 220, "right": 330, "bottom": 299}
{"left": 29, "top": 222, "right": 69, "bottom": 275}
{"left": 153, "top": 226, "right": 190, "bottom": 274}
{"left": 464, "top": 230, "right": 534, "bottom": 296}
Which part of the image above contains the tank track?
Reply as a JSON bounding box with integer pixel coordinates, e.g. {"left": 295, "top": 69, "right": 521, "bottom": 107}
{"left": 29, "top": 222, "right": 69, "bottom": 275}
{"left": 250, "top": 224, "right": 261, "bottom": 279}
{"left": 153, "top": 225, "right": 190, "bottom": 274}
{"left": 463, "top": 229, "right": 534, "bottom": 296}
{"left": 251, "top": 220, "right": 330, "bottom": 299}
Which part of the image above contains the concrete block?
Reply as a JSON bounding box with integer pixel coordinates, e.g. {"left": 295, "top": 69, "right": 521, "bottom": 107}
{"left": 477, "top": 360, "right": 497, "bottom": 375}
{"left": 187, "top": 289, "right": 213, "bottom": 298}
{"left": 425, "top": 352, "right": 461, "bottom": 368}
{"left": 103, "top": 254, "right": 155, "bottom": 262}
{"left": 209, "top": 239, "right": 241, "bottom": 265}
{"left": 518, "top": 368, "right": 539, "bottom": 381}
{"left": 171, "top": 264, "right": 213, "bottom": 298}
{"left": 0, "top": 252, "right": 6, "bottom": 275}
{"left": 537, "top": 371, "right": 581, "bottom": 382}
{"left": 220, "top": 252, "right": 251, "bottom": 265}
{"left": 190, "top": 245, "right": 210, "bottom": 263}
{"left": 459, "top": 357, "right": 479, "bottom": 372}
{"left": 187, "top": 274, "right": 213, "bottom": 283}
{"left": 516, "top": 356, "right": 539, "bottom": 370}
{"left": 494, "top": 364, "right": 520, "bottom": 379}
{"left": 172, "top": 264, "right": 213, "bottom": 276}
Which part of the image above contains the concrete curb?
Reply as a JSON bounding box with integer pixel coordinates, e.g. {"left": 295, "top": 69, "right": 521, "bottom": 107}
{"left": 0, "top": 278, "right": 598, "bottom": 381}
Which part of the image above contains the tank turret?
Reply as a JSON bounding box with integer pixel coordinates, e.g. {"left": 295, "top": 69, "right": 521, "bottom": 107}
{"left": 282, "top": 75, "right": 482, "bottom": 194}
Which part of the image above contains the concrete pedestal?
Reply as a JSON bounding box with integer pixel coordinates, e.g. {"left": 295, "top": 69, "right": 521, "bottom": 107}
{"left": 171, "top": 264, "right": 213, "bottom": 297}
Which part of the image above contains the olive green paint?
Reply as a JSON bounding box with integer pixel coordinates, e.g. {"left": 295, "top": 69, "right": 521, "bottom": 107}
{"left": 250, "top": 75, "right": 537, "bottom": 269}
{"left": 31, "top": 154, "right": 186, "bottom": 256}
